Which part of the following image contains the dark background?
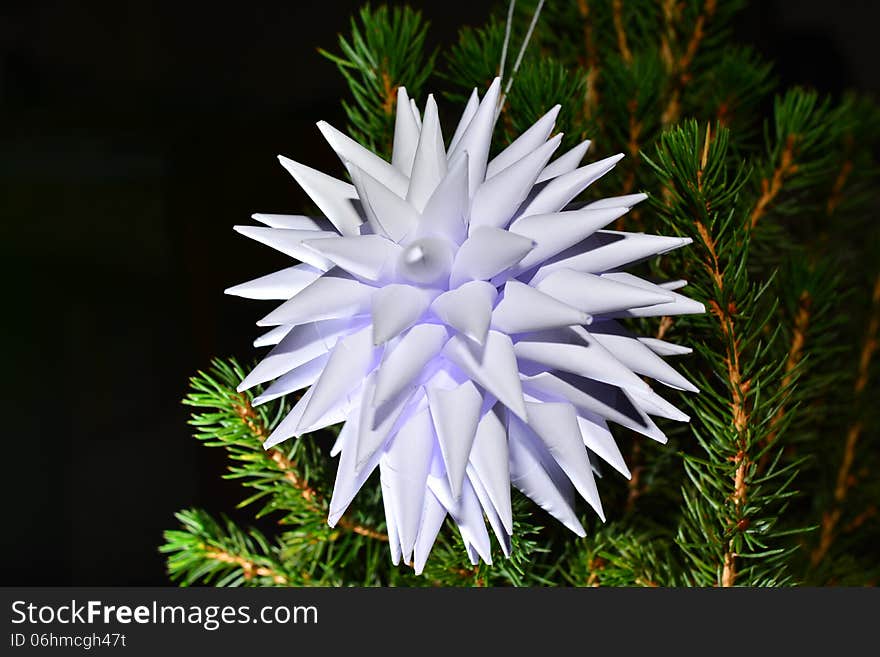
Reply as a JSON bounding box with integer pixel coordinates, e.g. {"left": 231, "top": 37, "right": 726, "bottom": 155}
{"left": 2, "top": 1, "right": 877, "bottom": 585}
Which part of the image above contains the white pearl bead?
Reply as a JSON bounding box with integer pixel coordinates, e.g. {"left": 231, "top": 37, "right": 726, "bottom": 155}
{"left": 397, "top": 237, "right": 455, "bottom": 286}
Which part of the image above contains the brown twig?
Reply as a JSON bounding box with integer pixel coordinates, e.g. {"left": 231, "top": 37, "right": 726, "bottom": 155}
{"left": 615, "top": 97, "right": 644, "bottom": 229}
{"left": 843, "top": 505, "right": 877, "bottom": 534}
{"left": 826, "top": 134, "right": 854, "bottom": 217}
{"left": 750, "top": 133, "right": 800, "bottom": 229}
{"left": 661, "top": 0, "right": 717, "bottom": 126}
{"left": 577, "top": 0, "right": 600, "bottom": 122}
{"left": 759, "top": 290, "right": 812, "bottom": 470}
{"left": 586, "top": 556, "right": 606, "bottom": 586}
{"left": 656, "top": 316, "right": 674, "bottom": 341}
{"left": 232, "top": 395, "right": 388, "bottom": 542}
{"left": 658, "top": 0, "right": 676, "bottom": 72}
{"left": 625, "top": 442, "right": 644, "bottom": 512}
{"left": 202, "top": 546, "right": 289, "bottom": 585}
{"left": 694, "top": 218, "right": 752, "bottom": 587}
{"left": 612, "top": 0, "right": 632, "bottom": 64}
{"left": 826, "top": 159, "right": 853, "bottom": 216}
{"left": 233, "top": 396, "right": 320, "bottom": 501}
{"left": 380, "top": 69, "right": 396, "bottom": 116}
{"left": 678, "top": 0, "right": 715, "bottom": 80}
{"left": 698, "top": 121, "right": 712, "bottom": 192}
{"left": 811, "top": 274, "right": 880, "bottom": 566}
{"left": 337, "top": 518, "right": 390, "bottom": 541}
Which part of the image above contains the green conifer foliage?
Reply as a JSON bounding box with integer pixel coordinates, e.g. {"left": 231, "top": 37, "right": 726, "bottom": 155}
{"left": 161, "top": 2, "right": 879, "bottom": 586}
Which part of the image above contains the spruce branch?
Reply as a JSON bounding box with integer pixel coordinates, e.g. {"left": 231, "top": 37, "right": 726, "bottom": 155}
{"left": 825, "top": 157, "right": 853, "bottom": 217}
{"left": 811, "top": 273, "right": 880, "bottom": 566}
{"left": 558, "top": 524, "right": 679, "bottom": 587}
{"left": 162, "top": 509, "right": 293, "bottom": 587}
{"left": 748, "top": 90, "right": 843, "bottom": 233}
{"left": 319, "top": 4, "right": 436, "bottom": 157}
{"left": 645, "top": 121, "right": 806, "bottom": 586}
{"left": 758, "top": 288, "right": 811, "bottom": 471}
{"left": 165, "top": 360, "right": 543, "bottom": 585}
{"left": 660, "top": 0, "right": 719, "bottom": 126}
{"left": 184, "top": 359, "right": 387, "bottom": 542}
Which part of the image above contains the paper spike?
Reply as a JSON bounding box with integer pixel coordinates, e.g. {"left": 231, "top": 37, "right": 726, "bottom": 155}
{"left": 371, "top": 284, "right": 436, "bottom": 344}
{"left": 525, "top": 401, "right": 604, "bottom": 520}
{"left": 416, "top": 152, "right": 469, "bottom": 244}
{"left": 467, "top": 467, "right": 511, "bottom": 557}
{"left": 317, "top": 120, "right": 409, "bottom": 197}
{"left": 627, "top": 386, "right": 690, "bottom": 422}
{"left": 601, "top": 272, "right": 706, "bottom": 318}
{"left": 252, "top": 353, "right": 328, "bottom": 406}
{"left": 298, "top": 400, "right": 353, "bottom": 435}
{"left": 381, "top": 408, "right": 435, "bottom": 562}
{"left": 514, "top": 332, "right": 649, "bottom": 392}
{"left": 508, "top": 415, "right": 585, "bottom": 536}
{"left": 659, "top": 279, "right": 689, "bottom": 291}
{"left": 638, "top": 336, "right": 694, "bottom": 357}
{"left": 535, "top": 269, "right": 673, "bottom": 315}
{"left": 486, "top": 105, "right": 560, "bottom": 179}
{"left": 519, "top": 153, "right": 624, "bottom": 219}
{"left": 535, "top": 231, "right": 692, "bottom": 278}
{"left": 443, "top": 331, "right": 528, "bottom": 421}
{"left": 233, "top": 226, "right": 335, "bottom": 270}
{"left": 374, "top": 324, "right": 449, "bottom": 405}
{"left": 413, "top": 489, "right": 448, "bottom": 575}
{"left": 354, "top": 376, "right": 419, "bottom": 469}
{"left": 428, "top": 466, "right": 493, "bottom": 565}
{"left": 535, "top": 139, "right": 591, "bottom": 183}
{"left": 392, "top": 87, "right": 420, "bottom": 176}
{"left": 448, "top": 88, "right": 479, "bottom": 154}
{"left": 348, "top": 164, "right": 419, "bottom": 243}
{"left": 470, "top": 134, "right": 562, "bottom": 232}
{"left": 225, "top": 263, "right": 322, "bottom": 300}
{"left": 407, "top": 94, "right": 447, "bottom": 212}
{"left": 303, "top": 235, "right": 400, "bottom": 283}
{"left": 253, "top": 325, "right": 292, "bottom": 348}
{"left": 410, "top": 98, "right": 422, "bottom": 127}
{"left": 457, "top": 477, "right": 494, "bottom": 565}
{"left": 491, "top": 280, "right": 589, "bottom": 334}
{"left": 427, "top": 380, "right": 483, "bottom": 499}
{"left": 468, "top": 409, "right": 513, "bottom": 533}
{"left": 330, "top": 414, "right": 356, "bottom": 458}
{"left": 297, "top": 325, "right": 380, "bottom": 431}
{"left": 449, "top": 226, "right": 534, "bottom": 287}
{"left": 588, "top": 324, "right": 699, "bottom": 392}
{"left": 262, "top": 387, "right": 315, "bottom": 449}
{"left": 238, "top": 317, "right": 360, "bottom": 391}
{"left": 448, "top": 77, "right": 502, "bottom": 194}
{"left": 277, "top": 156, "right": 363, "bottom": 236}
{"left": 522, "top": 371, "right": 668, "bottom": 443}
{"left": 256, "top": 274, "right": 374, "bottom": 327}
{"left": 266, "top": 377, "right": 359, "bottom": 447}
{"left": 327, "top": 414, "right": 383, "bottom": 526}
{"left": 252, "top": 214, "right": 334, "bottom": 231}
{"left": 430, "top": 280, "right": 497, "bottom": 345}
{"left": 507, "top": 206, "right": 628, "bottom": 275}
{"left": 576, "top": 413, "right": 631, "bottom": 479}
{"left": 379, "top": 476, "right": 403, "bottom": 565}
{"left": 584, "top": 192, "right": 649, "bottom": 210}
